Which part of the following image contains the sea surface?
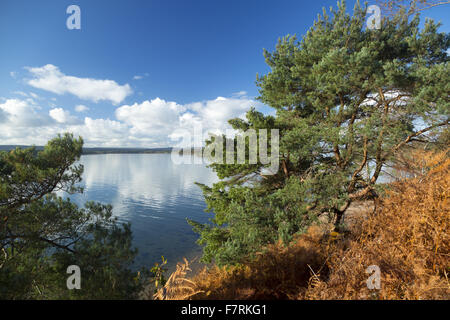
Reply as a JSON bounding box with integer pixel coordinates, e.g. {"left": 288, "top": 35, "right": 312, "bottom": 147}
{"left": 64, "top": 153, "right": 218, "bottom": 271}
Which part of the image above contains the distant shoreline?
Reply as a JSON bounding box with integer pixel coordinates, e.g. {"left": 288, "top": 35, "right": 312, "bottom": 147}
{"left": 0, "top": 145, "right": 173, "bottom": 155}
{"left": 0, "top": 146, "right": 206, "bottom": 156}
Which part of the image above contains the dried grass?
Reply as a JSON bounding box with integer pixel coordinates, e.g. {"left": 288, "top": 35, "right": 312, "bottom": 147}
{"left": 154, "top": 149, "right": 449, "bottom": 300}
{"left": 153, "top": 258, "right": 205, "bottom": 300}
{"left": 306, "top": 149, "right": 450, "bottom": 300}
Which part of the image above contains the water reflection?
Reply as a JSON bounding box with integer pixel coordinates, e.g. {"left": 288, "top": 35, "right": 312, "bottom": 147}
{"left": 66, "top": 153, "right": 218, "bottom": 270}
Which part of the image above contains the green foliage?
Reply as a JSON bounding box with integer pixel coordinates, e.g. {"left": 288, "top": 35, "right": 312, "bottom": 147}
{"left": 0, "top": 133, "right": 142, "bottom": 299}
{"left": 191, "top": 0, "right": 449, "bottom": 266}
{"left": 149, "top": 256, "right": 168, "bottom": 292}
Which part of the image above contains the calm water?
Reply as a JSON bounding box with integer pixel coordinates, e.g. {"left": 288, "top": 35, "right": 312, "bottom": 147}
{"left": 65, "top": 153, "right": 218, "bottom": 270}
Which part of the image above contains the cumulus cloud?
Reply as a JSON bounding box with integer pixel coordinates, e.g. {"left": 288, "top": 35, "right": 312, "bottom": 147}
{"left": 115, "top": 98, "right": 187, "bottom": 146}
{"left": 69, "top": 117, "right": 131, "bottom": 146}
{"left": 0, "top": 98, "right": 126, "bottom": 146}
{"left": 0, "top": 99, "right": 52, "bottom": 127}
{"left": 115, "top": 96, "right": 261, "bottom": 146}
{"left": 0, "top": 98, "right": 58, "bottom": 144}
{"left": 187, "top": 96, "right": 256, "bottom": 132}
{"left": 49, "top": 108, "right": 80, "bottom": 124}
{"left": 0, "top": 95, "right": 263, "bottom": 148}
{"left": 26, "top": 64, "right": 133, "bottom": 104}
{"left": 117, "top": 98, "right": 184, "bottom": 132}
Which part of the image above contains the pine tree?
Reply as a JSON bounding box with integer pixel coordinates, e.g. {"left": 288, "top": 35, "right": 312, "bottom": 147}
{"left": 0, "top": 134, "right": 141, "bottom": 299}
{"left": 191, "top": 0, "right": 449, "bottom": 266}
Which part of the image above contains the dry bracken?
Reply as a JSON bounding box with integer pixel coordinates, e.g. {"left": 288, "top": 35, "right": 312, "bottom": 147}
{"left": 155, "top": 149, "right": 449, "bottom": 300}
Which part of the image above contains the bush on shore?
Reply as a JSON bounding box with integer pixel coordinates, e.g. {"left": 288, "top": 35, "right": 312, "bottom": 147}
{"left": 155, "top": 150, "right": 449, "bottom": 300}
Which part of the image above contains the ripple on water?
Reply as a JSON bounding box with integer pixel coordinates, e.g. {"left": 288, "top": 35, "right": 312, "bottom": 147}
{"left": 64, "top": 153, "right": 218, "bottom": 270}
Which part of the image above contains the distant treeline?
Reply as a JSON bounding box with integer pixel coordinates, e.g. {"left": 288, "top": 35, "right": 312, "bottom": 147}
{"left": 176, "top": 147, "right": 205, "bottom": 155}
{"left": 0, "top": 145, "right": 173, "bottom": 155}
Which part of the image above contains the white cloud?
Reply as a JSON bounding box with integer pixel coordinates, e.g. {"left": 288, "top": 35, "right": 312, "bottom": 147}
{"left": 186, "top": 96, "right": 257, "bottom": 134}
{"left": 75, "top": 104, "right": 89, "bottom": 112}
{"left": 10, "top": 71, "right": 17, "bottom": 78}
{"left": 133, "top": 73, "right": 149, "bottom": 80}
{"left": 116, "top": 98, "right": 184, "bottom": 131}
{"left": 26, "top": 64, "right": 133, "bottom": 104}
{"left": 69, "top": 117, "right": 130, "bottom": 146}
{"left": 116, "top": 96, "right": 261, "bottom": 146}
{"left": 49, "top": 108, "right": 79, "bottom": 124}
{"left": 232, "top": 91, "right": 247, "bottom": 98}
{"left": 0, "top": 99, "right": 127, "bottom": 146}
{"left": 0, "top": 99, "right": 59, "bottom": 145}
{"left": 0, "top": 94, "right": 262, "bottom": 148}
{"left": 0, "top": 99, "right": 51, "bottom": 127}
{"left": 115, "top": 98, "right": 185, "bottom": 145}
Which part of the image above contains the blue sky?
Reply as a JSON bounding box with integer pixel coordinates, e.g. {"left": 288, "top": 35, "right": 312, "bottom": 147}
{"left": 0, "top": 0, "right": 449, "bottom": 147}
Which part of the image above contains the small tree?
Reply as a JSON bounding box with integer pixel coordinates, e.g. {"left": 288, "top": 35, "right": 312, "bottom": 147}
{"left": 0, "top": 133, "right": 141, "bottom": 299}
{"left": 191, "top": 0, "right": 449, "bottom": 266}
